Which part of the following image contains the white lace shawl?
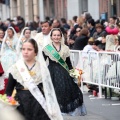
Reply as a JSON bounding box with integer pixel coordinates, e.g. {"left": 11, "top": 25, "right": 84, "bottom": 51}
{"left": 43, "top": 43, "right": 70, "bottom": 62}
{"left": 8, "top": 61, "right": 42, "bottom": 89}
{"left": 8, "top": 57, "right": 63, "bottom": 120}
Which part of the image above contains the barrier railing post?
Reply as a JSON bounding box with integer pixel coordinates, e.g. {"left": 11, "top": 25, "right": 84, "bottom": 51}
{"left": 70, "top": 50, "right": 120, "bottom": 98}
{"left": 79, "top": 51, "right": 84, "bottom": 93}
{"left": 97, "top": 52, "right": 102, "bottom": 98}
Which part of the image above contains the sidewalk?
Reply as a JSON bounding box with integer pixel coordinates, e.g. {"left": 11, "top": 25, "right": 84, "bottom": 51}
{"left": 64, "top": 112, "right": 107, "bottom": 120}
{"left": 64, "top": 86, "right": 120, "bottom": 120}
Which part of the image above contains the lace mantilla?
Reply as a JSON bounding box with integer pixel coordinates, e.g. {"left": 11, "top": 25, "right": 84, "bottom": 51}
{"left": 44, "top": 44, "right": 70, "bottom": 62}
{"left": 8, "top": 61, "right": 42, "bottom": 89}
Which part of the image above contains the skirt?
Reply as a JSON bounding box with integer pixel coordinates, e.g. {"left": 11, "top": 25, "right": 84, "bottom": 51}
{"left": 48, "top": 61, "right": 83, "bottom": 113}
{"left": 16, "top": 89, "right": 50, "bottom": 120}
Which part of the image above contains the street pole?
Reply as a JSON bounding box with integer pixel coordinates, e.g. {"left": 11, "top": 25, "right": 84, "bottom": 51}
{"left": 111, "top": 0, "right": 114, "bottom": 16}
{"left": 39, "top": 0, "right": 44, "bottom": 21}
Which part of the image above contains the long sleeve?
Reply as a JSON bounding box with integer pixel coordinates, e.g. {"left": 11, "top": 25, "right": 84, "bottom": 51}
{"left": 5, "top": 73, "right": 17, "bottom": 96}
{"left": 66, "top": 57, "right": 73, "bottom": 70}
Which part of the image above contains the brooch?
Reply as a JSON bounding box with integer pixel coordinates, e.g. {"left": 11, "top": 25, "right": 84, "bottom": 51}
{"left": 29, "top": 71, "right": 36, "bottom": 76}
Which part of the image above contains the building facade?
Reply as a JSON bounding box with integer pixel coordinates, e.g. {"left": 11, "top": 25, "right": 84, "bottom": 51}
{"left": 0, "top": 0, "right": 120, "bottom": 22}
{"left": 0, "top": 0, "right": 10, "bottom": 20}
{"left": 99, "top": 0, "right": 120, "bottom": 20}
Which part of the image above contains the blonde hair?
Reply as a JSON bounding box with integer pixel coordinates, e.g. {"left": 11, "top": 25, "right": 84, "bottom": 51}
{"left": 67, "top": 20, "right": 74, "bottom": 27}
{"left": 77, "top": 16, "right": 84, "bottom": 26}
{"left": 88, "top": 37, "right": 95, "bottom": 45}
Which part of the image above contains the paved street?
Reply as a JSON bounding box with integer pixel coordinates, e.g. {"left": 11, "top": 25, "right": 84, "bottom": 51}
{"left": 64, "top": 88, "right": 120, "bottom": 120}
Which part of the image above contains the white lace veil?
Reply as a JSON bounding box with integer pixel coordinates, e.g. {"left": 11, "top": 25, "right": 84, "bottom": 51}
{"left": 1, "top": 26, "right": 18, "bottom": 55}
{"left": 48, "top": 28, "right": 65, "bottom": 45}
{"left": 38, "top": 46, "right": 63, "bottom": 120}
{"left": 16, "top": 39, "right": 63, "bottom": 120}
{"left": 16, "top": 27, "right": 30, "bottom": 55}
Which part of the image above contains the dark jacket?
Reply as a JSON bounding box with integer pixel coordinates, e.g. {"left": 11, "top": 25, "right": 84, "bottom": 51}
{"left": 89, "top": 27, "right": 96, "bottom": 37}
{"left": 93, "top": 30, "right": 107, "bottom": 40}
{"left": 73, "top": 35, "right": 89, "bottom": 50}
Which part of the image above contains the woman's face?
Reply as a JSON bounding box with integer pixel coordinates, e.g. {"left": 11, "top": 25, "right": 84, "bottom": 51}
{"left": 96, "top": 27, "right": 102, "bottom": 33}
{"left": 76, "top": 28, "right": 81, "bottom": 36}
{"left": 7, "top": 29, "right": 14, "bottom": 38}
{"left": 22, "top": 42, "right": 36, "bottom": 62}
{"left": 0, "top": 30, "right": 4, "bottom": 39}
{"left": 51, "top": 30, "right": 62, "bottom": 43}
{"left": 24, "top": 29, "right": 31, "bottom": 39}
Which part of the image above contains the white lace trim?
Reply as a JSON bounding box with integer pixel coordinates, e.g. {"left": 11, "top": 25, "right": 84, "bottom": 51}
{"left": 43, "top": 44, "right": 70, "bottom": 62}
{"left": 0, "top": 74, "right": 5, "bottom": 90}
{"left": 8, "top": 61, "right": 42, "bottom": 89}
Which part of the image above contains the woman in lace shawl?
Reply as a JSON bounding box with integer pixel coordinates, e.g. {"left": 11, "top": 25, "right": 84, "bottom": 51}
{"left": 20, "top": 27, "right": 31, "bottom": 43}
{"left": 16, "top": 27, "right": 31, "bottom": 56}
{"left": 16, "top": 27, "right": 37, "bottom": 53}
{"left": 43, "top": 28, "right": 86, "bottom": 116}
{"left": 5, "top": 39, "right": 63, "bottom": 120}
{"left": 0, "top": 27, "right": 18, "bottom": 94}
{"left": 0, "top": 27, "right": 18, "bottom": 76}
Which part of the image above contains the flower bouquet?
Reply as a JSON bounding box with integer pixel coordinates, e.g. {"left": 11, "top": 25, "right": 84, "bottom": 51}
{"left": 0, "top": 94, "right": 19, "bottom": 110}
{"left": 69, "top": 68, "right": 84, "bottom": 86}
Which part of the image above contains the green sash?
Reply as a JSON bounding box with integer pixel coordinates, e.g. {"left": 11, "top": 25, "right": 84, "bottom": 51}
{"left": 45, "top": 44, "right": 69, "bottom": 72}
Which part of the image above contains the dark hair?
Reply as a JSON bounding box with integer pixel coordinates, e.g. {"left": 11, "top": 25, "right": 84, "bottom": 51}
{"left": 24, "top": 38, "right": 38, "bottom": 55}
{"left": 41, "top": 20, "right": 52, "bottom": 26}
{"left": 95, "top": 19, "right": 100, "bottom": 24}
{"left": 84, "top": 12, "right": 92, "bottom": 21}
{"left": 23, "top": 28, "right": 31, "bottom": 35}
{"left": 94, "top": 40, "right": 101, "bottom": 46}
{"left": 45, "top": 16, "right": 50, "bottom": 21}
{"left": 61, "top": 18, "right": 67, "bottom": 24}
{"left": 7, "top": 28, "right": 14, "bottom": 35}
{"left": 50, "top": 28, "right": 62, "bottom": 37}
{"left": 87, "top": 19, "right": 95, "bottom": 26}
{"left": 97, "top": 44, "right": 105, "bottom": 50}
{"left": 110, "top": 16, "right": 117, "bottom": 20}
{"left": 101, "top": 32, "right": 108, "bottom": 38}
{"left": 73, "top": 16, "right": 78, "bottom": 22}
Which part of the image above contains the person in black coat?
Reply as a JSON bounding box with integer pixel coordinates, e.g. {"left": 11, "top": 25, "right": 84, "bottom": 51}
{"left": 87, "top": 19, "right": 96, "bottom": 37}
{"left": 73, "top": 28, "right": 89, "bottom": 50}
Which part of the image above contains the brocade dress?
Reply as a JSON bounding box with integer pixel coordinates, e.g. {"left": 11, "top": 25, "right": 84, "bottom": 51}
{"left": 5, "top": 61, "right": 50, "bottom": 120}
{"left": 43, "top": 43, "right": 85, "bottom": 115}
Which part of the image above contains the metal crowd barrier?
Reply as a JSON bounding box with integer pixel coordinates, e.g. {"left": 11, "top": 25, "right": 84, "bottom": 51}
{"left": 70, "top": 50, "right": 120, "bottom": 98}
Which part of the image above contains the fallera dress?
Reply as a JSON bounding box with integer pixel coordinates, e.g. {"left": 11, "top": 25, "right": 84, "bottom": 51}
{"left": 43, "top": 43, "right": 86, "bottom": 115}
{"left": 5, "top": 61, "right": 50, "bottom": 120}
{"left": 1, "top": 37, "right": 18, "bottom": 75}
